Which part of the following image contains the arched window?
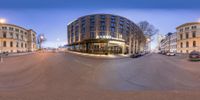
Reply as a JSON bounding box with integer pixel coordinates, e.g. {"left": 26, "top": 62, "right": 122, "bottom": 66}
{"left": 192, "top": 32, "right": 196, "bottom": 38}
{"left": 180, "top": 34, "right": 183, "bottom": 40}
{"left": 186, "top": 41, "right": 189, "bottom": 48}
{"left": 3, "top": 41, "right": 6, "bottom": 47}
{"left": 193, "top": 41, "right": 196, "bottom": 47}
{"left": 10, "top": 41, "right": 13, "bottom": 47}
{"left": 21, "top": 43, "right": 23, "bottom": 48}
{"left": 180, "top": 42, "right": 183, "bottom": 48}
{"left": 3, "top": 32, "right": 7, "bottom": 38}
{"left": 185, "top": 33, "right": 189, "bottom": 39}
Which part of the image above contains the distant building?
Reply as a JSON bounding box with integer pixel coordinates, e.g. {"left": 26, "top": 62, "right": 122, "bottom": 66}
{"left": 170, "top": 32, "right": 177, "bottom": 52}
{"left": 160, "top": 32, "right": 177, "bottom": 53}
{"left": 176, "top": 22, "right": 200, "bottom": 53}
{"left": 67, "top": 14, "right": 146, "bottom": 55}
{"left": 0, "top": 24, "right": 37, "bottom": 53}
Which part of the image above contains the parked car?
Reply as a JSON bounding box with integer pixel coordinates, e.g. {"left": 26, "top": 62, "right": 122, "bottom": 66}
{"left": 0, "top": 52, "right": 9, "bottom": 56}
{"left": 161, "top": 52, "right": 167, "bottom": 55}
{"left": 130, "top": 53, "right": 141, "bottom": 58}
{"left": 189, "top": 51, "right": 200, "bottom": 61}
{"left": 166, "top": 52, "right": 176, "bottom": 56}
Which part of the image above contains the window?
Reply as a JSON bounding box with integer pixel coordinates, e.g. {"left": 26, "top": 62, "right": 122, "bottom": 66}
{"left": 2, "top": 27, "right": 7, "bottom": 30}
{"left": 21, "top": 35, "right": 23, "bottom": 40}
{"left": 16, "top": 34, "right": 19, "bottom": 39}
{"left": 180, "top": 42, "right": 183, "bottom": 48}
{"left": 192, "top": 32, "right": 196, "bottom": 38}
{"left": 90, "top": 26, "right": 95, "bottom": 31}
{"left": 110, "top": 32, "right": 116, "bottom": 38}
{"left": 119, "top": 24, "right": 123, "bottom": 29}
{"left": 25, "top": 43, "right": 27, "bottom": 48}
{"left": 185, "top": 33, "right": 189, "bottom": 39}
{"left": 81, "top": 33, "right": 85, "bottom": 39}
{"left": 9, "top": 27, "right": 14, "bottom": 31}
{"left": 110, "top": 23, "right": 115, "bottom": 27}
{"left": 99, "top": 32, "right": 105, "bottom": 36}
{"left": 10, "top": 32, "right": 13, "bottom": 38}
{"left": 110, "top": 27, "right": 115, "bottom": 32}
{"left": 111, "top": 16, "right": 116, "bottom": 19}
{"left": 16, "top": 42, "right": 19, "bottom": 47}
{"left": 10, "top": 41, "right": 13, "bottom": 47}
{"left": 111, "top": 17, "right": 116, "bottom": 23}
{"left": 90, "top": 32, "right": 95, "bottom": 38}
{"left": 90, "top": 15, "right": 95, "bottom": 19}
{"left": 21, "top": 43, "right": 23, "bottom": 48}
{"left": 100, "top": 15, "right": 106, "bottom": 19}
{"left": 191, "top": 26, "right": 197, "bottom": 29}
{"left": 75, "top": 32, "right": 79, "bottom": 41}
{"left": 180, "top": 34, "right": 182, "bottom": 40}
{"left": 15, "top": 29, "right": 19, "bottom": 32}
{"left": 193, "top": 41, "right": 196, "bottom": 47}
{"left": 185, "top": 27, "right": 189, "bottom": 30}
{"left": 3, "top": 41, "right": 6, "bottom": 47}
{"left": 81, "top": 27, "right": 86, "bottom": 33}
{"left": 3, "top": 32, "right": 7, "bottom": 38}
{"left": 100, "top": 21, "right": 106, "bottom": 26}
{"left": 100, "top": 26, "right": 106, "bottom": 31}
{"left": 90, "top": 22, "right": 95, "bottom": 26}
{"left": 71, "top": 33, "right": 74, "bottom": 42}
{"left": 186, "top": 41, "right": 189, "bottom": 48}
{"left": 20, "top": 30, "right": 24, "bottom": 33}
{"left": 180, "top": 29, "right": 183, "bottom": 32}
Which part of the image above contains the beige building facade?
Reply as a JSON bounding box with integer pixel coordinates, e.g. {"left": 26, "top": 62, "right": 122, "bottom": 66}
{"left": 176, "top": 22, "right": 200, "bottom": 53}
{"left": 0, "top": 24, "right": 37, "bottom": 53}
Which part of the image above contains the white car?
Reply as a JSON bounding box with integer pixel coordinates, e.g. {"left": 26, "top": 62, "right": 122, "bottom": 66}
{"left": 166, "top": 52, "right": 176, "bottom": 56}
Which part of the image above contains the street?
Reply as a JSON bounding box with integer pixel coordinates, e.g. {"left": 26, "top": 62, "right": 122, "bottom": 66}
{"left": 0, "top": 52, "right": 200, "bottom": 100}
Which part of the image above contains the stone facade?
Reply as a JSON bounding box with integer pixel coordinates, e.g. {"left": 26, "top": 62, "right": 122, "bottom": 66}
{"left": 160, "top": 32, "right": 177, "bottom": 53}
{"left": 176, "top": 22, "right": 200, "bottom": 53}
{"left": 0, "top": 24, "right": 37, "bottom": 53}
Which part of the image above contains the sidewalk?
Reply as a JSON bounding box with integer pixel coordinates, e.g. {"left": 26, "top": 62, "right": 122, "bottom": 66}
{"left": 66, "top": 50, "right": 130, "bottom": 59}
{"left": 5, "top": 52, "right": 36, "bottom": 58}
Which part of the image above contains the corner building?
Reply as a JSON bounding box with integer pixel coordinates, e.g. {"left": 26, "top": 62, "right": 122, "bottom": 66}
{"left": 67, "top": 14, "right": 146, "bottom": 55}
{"left": 176, "top": 22, "right": 200, "bottom": 53}
{"left": 0, "top": 24, "right": 37, "bottom": 53}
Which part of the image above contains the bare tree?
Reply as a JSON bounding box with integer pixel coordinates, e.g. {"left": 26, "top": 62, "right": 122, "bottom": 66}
{"left": 137, "top": 21, "right": 159, "bottom": 51}
{"left": 137, "top": 21, "right": 158, "bottom": 41}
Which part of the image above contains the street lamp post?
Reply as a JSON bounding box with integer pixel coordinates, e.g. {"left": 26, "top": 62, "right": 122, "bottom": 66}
{"left": 0, "top": 18, "right": 6, "bottom": 63}
{"left": 38, "top": 34, "right": 45, "bottom": 51}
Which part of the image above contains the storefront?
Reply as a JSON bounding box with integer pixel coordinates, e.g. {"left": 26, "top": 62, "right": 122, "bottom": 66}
{"left": 68, "top": 39, "right": 125, "bottom": 55}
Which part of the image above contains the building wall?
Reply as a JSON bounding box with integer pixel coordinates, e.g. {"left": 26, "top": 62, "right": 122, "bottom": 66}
{"left": 0, "top": 24, "right": 37, "bottom": 53}
{"left": 160, "top": 32, "right": 177, "bottom": 53}
{"left": 67, "top": 14, "right": 146, "bottom": 54}
{"left": 170, "top": 32, "right": 177, "bottom": 52}
{"left": 176, "top": 22, "right": 200, "bottom": 53}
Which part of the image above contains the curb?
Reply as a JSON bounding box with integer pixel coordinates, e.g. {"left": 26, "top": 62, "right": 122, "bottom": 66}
{"left": 65, "top": 51, "right": 130, "bottom": 59}
{"left": 4, "top": 52, "right": 36, "bottom": 58}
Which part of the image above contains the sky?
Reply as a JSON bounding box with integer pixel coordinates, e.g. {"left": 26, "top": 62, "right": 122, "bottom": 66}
{"left": 0, "top": 0, "right": 200, "bottom": 48}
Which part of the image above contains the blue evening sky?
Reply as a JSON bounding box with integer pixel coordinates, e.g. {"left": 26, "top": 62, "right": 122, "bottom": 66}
{"left": 0, "top": 0, "right": 200, "bottom": 48}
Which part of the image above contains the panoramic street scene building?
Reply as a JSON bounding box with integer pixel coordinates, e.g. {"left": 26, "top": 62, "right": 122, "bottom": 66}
{"left": 160, "top": 32, "right": 177, "bottom": 53}
{"left": 67, "top": 14, "right": 146, "bottom": 55}
{"left": 0, "top": 24, "right": 37, "bottom": 53}
{"left": 176, "top": 22, "right": 200, "bottom": 53}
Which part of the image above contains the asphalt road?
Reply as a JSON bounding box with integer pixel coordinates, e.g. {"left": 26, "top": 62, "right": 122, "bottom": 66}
{"left": 0, "top": 52, "right": 200, "bottom": 100}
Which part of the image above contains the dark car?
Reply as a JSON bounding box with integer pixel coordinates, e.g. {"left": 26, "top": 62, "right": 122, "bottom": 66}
{"left": 130, "top": 53, "right": 141, "bottom": 58}
{"left": 189, "top": 51, "right": 200, "bottom": 61}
